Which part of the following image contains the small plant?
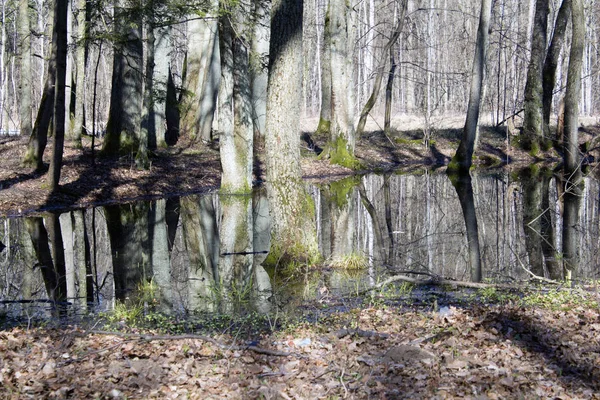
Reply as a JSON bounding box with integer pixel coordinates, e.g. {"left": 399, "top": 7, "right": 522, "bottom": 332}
{"left": 329, "top": 253, "right": 368, "bottom": 271}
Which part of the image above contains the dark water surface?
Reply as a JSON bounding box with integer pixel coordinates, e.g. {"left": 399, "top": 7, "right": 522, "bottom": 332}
{"left": 1, "top": 168, "right": 598, "bottom": 325}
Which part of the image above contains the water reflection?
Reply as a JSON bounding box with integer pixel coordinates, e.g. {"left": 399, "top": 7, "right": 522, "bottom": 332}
{"left": 0, "top": 169, "right": 597, "bottom": 322}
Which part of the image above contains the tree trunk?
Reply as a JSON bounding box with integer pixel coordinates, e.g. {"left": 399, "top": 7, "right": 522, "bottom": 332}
{"left": 48, "top": 0, "right": 68, "bottom": 192}
{"left": 451, "top": 172, "right": 482, "bottom": 283}
{"left": 70, "top": 0, "right": 87, "bottom": 148}
{"left": 449, "top": 0, "right": 492, "bottom": 173}
{"left": 328, "top": 0, "right": 358, "bottom": 168}
{"left": 355, "top": 0, "right": 407, "bottom": 138}
{"left": 384, "top": 50, "right": 396, "bottom": 135}
{"left": 562, "top": 0, "right": 584, "bottom": 282}
{"left": 522, "top": 0, "right": 550, "bottom": 153}
{"left": 103, "top": 0, "right": 143, "bottom": 155}
{"left": 264, "top": 0, "right": 319, "bottom": 265}
{"left": 18, "top": 0, "right": 32, "bottom": 140}
{"left": 250, "top": 0, "right": 270, "bottom": 140}
{"left": 152, "top": 25, "right": 170, "bottom": 148}
{"left": 181, "top": 1, "right": 220, "bottom": 142}
{"left": 315, "top": 4, "right": 331, "bottom": 135}
{"left": 138, "top": 22, "right": 155, "bottom": 169}
{"left": 542, "top": 0, "right": 570, "bottom": 138}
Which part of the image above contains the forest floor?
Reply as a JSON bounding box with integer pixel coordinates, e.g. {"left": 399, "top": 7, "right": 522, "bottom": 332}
{"left": 1, "top": 285, "right": 600, "bottom": 399}
{"left": 1, "top": 115, "right": 600, "bottom": 216}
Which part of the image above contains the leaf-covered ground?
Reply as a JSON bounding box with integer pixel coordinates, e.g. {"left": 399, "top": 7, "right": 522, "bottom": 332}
{"left": 2, "top": 293, "right": 600, "bottom": 399}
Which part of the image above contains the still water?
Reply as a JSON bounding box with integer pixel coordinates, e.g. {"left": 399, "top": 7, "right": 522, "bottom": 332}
{"left": 1, "top": 169, "right": 599, "bottom": 323}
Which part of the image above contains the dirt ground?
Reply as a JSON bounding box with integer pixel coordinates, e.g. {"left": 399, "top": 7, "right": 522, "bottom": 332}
{"left": 1, "top": 116, "right": 600, "bottom": 216}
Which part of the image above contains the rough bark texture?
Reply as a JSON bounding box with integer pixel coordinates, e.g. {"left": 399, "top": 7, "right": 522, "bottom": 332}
{"left": 315, "top": 6, "right": 331, "bottom": 135}
{"left": 103, "top": 0, "right": 143, "bottom": 155}
{"left": 152, "top": 25, "right": 170, "bottom": 148}
{"left": 219, "top": 1, "right": 254, "bottom": 194}
{"left": 265, "top": 0, "right": 318, "bottom": 265}
{"left": 328, "top": 0, "right": 357, "bottom": 168}
{"left": 250, "top": 0, "right": 270, "bottom": 139}
{"left": 542, "top": 0, "right": 570, "bottom": 137}
{"left": 181, "top": 2, "right": 220, "bottom": 142}
{"left": 18, "top": 0, "right": 32, "bottom": 140}
{"left": 49, "top": 0, "right": 69, "bottom": 191}
{"left": 562, "top": 0, "right": 584, "bottom": 281}
{"left": 449, "top": 0, "right": 492, "bottom": 173}
{"left": 522, "top": 0, "right": 550, "bottom": 153}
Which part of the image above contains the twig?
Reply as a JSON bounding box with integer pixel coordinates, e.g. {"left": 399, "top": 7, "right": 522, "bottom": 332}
{"left": 333, "top": 328, "right": 390, "bottom": 340}
{"left": 508, "top": 247, "right": 561, "bottom": 285}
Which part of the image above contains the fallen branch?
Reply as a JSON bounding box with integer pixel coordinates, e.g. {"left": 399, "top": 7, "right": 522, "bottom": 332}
{"left": 333, "top": 328, "right": 390, "bottom": 340}
{"left": 86, "top": 330, "right": 292, "bottom": 357}
{"left": 358, "top": 274, "right": 513, "bottom": 295}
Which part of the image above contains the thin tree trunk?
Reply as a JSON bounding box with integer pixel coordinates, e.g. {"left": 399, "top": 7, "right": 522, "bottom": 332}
{"left": 18, "top": 0, "right": 32, "bottom": 139}
{"left": 449, "top": 0, "right": 492, "bottom": 172}
{"left": 355, "top": 0, "right": 407, "bottom": 138}
{"left": 384, "top": 49, "right": 396, "bottom": 135}
{"left": 316, "top": 3, "right": 331, "bottom": 135}
{"left": 70, "top": 0, "right": 87, "bottom": 148}
{"left": 49, "top": 0, "right": 68, "bottom": 191}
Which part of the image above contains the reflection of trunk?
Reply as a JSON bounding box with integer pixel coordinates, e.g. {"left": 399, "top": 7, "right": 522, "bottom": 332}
{"left": 520, "top": 168, "right": 544, "bottom": 276}
{"left": 562, "top": 180, "right": 582, "bottom": 281}
{"left": 319, "top": 190, "right": 332, "bottom": 259}
{"left": 85, "top": 208, "right": 114, "bottom": 306}
{"left": 383, "top": 174, "right": 395, "bottom": 261}
{"left": 150, "top": 199, "right": 172, "bottom": 310}
{"left": 218, "top": 195, "right": 253, "bottom": 312}
{"left": 252, "top": 190, "right": 272, "bottom": 313}
{"left": 450, "top": 172, "right": 482, "bottom": 282}
{"left": 165, "top": 197, "right": 180, "bottom": 253}
{"left": 104, "top": 203, "right": 150, "bottom": 299}
{"left": 181, "top": 196, "right": 219, "bottom": 311}
{"left": 25, "top": 217, "right": 66, "bottom": 301}
{"left": 326, "top": 177, "right": 358, "bottom": 262}
{"left": 540, "top": 175, "right": 560, "bottom": 279}
{"left": 358, "top": 180, "right": 385, "bottom": 263}
{"left": 59, "top": 211, "right": 88, "bottom": 309}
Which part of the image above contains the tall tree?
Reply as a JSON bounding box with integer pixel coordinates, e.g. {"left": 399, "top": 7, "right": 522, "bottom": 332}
{"left": 18, "top": 0, "right": 32, "bottom": 141}
{"left": 264, "top": 0, "right": 318, "bottom": 264}
{"left": 48, "top": 0, "right": 69, "bottom": 191}
{"left": 180, "top": 1, "right": 220, "bottom": 142}
{"left": 448, "top": 0, "right": 492, "bottom": 172}
{"left": 102, "top": 0, "right": 143, "bottom": 155}
{"left": 315, "top": 3, "right": 331, "bottom": 135}
{"left": 219, "top": 0, "right": 254, "bottom": 193}
{"left": 542, "top": 0, "right": 570, "bottom": 138}
{"left": 250, "top": 0, "right": 270, "bottom": 140}
{"left": 522, "top": 0, "right": 550, "bottom": 153}
{"left": 70, "top": 0, "right": 88, "bottom": 148}
{"left": 326, "top": 0, "right": 358, "bottom": 168}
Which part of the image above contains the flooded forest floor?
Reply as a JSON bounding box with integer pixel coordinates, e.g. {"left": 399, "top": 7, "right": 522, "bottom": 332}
{"left": 1, "top": 116, "right": 600, "bottom": 216}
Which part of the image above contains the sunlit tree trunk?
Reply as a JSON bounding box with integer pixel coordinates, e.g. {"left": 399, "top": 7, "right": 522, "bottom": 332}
{"left": 449, "top": 0, "right": 492, "bottom": 172}
{"left": 181, "top": 1, "right": 220, "bottom": 142}
{"left": 250, "top": 0, "right": 269, "bottom": 139}
{"left": 315, "top": 3, "right": 331, "bottom": 135}
{"left": 327, "top": 0, "right": 358, "bottom": 168}
{"left": 150, "top": 199, "right": 172, "bottom": 311}
{"left": 152, "top": 25, "right": 170, "bottom": 148}
{"left": 18, "top": 0, "right": 32, "bottom": 140}
{"left": 265, "top": 0, "right": 318, "bottom": 265}
{"left": 220, "top": 0, "right": 254, "bottom": 194}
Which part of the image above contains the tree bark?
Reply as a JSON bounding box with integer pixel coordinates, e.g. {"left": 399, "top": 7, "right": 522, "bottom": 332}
{"left": 449, "top": 0, "right": 492, "bottom": 173}
{"left": 542, "top": 0, "right": 570, "bottom": 138}
{"left": 315, "top": 4, "right": 331, "bottom": 135}
{"left": 250, "top": 0, "right": 270, "bottom": 140}
{"left": 264, "top": 0, "right": 319, "bottom": 265}
{"left": 70, "top": 0, "right": 87, "bottom": 148}
{"left": 181, "top": 1, "right": 220, "bottom": 142}
{"left": 522, "top": 0, "right": 550, "bottom": 153}
{"left": 18, "top": 0, "right": 32, "bottom": 140}
{"left": 103, "top": 0, "right": 143, "bottom": 155}
{"left": 327, "top": 0, "right": 358, "bottom": 168}
{"left": 48, "top": 0, "right": 69, "bottom": 192}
